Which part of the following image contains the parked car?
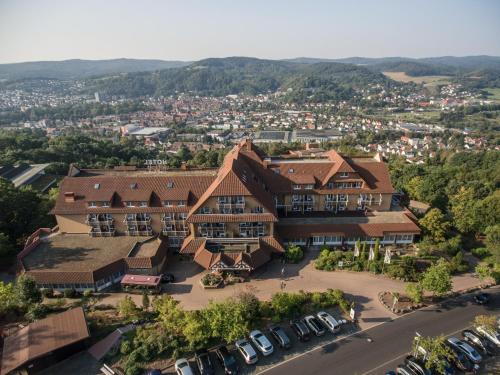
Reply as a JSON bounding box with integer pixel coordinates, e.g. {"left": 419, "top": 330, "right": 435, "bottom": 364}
{"left": 235, "top": 338, "right": 258, "bottom": 364}
{"left": 147, "top": 370, "right": 161, "bottom": 375}
{"left": 160, "top": 273, "right": 175, "bottom": 283}
{"left": 396, "top": 365, "right": 415, "bottom": 375}
{"left": 404, "top": 355, "right": 431, "bottom": 375}
{"left": 195, "top": 349, "right": 215, "bottom": 375}
{"left": 175, "top": 358, "right": 194, "bottom": 375}
{"left": 462, "top": 329, "right": 495, "bottom": 356}
{"left": 445, "top": 341, "right": 476, "bottom": 372}
{"left": 249, "top": 330, "right": 274, "bottom": 356}
{"left": 290, "top": 319, "right": 311, "bottom": 341}
{"left": 215, "top": 345, "right": 239, "bottom": 375}
{"left": 475, "top": 326, "right": 500, "bottom": 347}
{"left": 316, "top": 311, "right": 341, "bottom": 333}
{"left": 269, "top": 325, "right": 291, "bottom": 349}
{"left": 473, "top": 293, "right": 489, "bottom": 305}
{"left": 304, "top": 315, "right": 326, "bottom": 336}
{"left": 447, "top": 337, "right": 482, "bottom": 364}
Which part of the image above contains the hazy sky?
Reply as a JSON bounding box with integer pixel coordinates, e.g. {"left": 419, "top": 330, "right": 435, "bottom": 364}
{"left": 1, "top": 0, "right": 499, "bottom": 63}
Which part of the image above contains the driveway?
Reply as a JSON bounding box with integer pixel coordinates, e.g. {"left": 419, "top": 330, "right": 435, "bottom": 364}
{"left": 99, "top": 250, "right": 484, "bottom": 330}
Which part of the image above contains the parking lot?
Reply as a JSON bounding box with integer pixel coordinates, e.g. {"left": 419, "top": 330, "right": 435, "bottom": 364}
{"left": 161, "top": 308, "right": 357, "bottom": 375}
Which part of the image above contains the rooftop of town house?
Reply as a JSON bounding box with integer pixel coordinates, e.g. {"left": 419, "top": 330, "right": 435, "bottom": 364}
{"left": 22, "top": 234, "right": 152, "bottom": 273}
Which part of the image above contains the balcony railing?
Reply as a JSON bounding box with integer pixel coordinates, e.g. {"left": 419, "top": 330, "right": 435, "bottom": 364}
{"left": 124, "top": 215, "right": 151, "bottom": 225}
{"left": 162, "top": 229, "right": 188, "bottom": 237}
{"left": 216, "top": 201, "right": 246, "bottom": 209}
{"left": 126, "top": 229, "right": 153, "bottom": 236}
{"left": 86, "top": 215, "right": 114, "bottom": 226}
{"left": 89, "top": 227, "right": 116, "bottom": 237}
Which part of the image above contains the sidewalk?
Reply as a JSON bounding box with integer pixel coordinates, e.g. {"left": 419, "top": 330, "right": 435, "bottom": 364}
{"left": 98, "top": 252, "right": 485, "bottom": 330}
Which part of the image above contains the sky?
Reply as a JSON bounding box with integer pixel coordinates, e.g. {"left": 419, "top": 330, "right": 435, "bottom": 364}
{"left": 0, "top": 0, "right": 499, "bottom": 64}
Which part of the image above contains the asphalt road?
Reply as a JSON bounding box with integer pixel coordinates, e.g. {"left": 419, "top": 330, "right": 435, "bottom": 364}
{"left": 260, "top": 287, "right": 500, "bottom": 375}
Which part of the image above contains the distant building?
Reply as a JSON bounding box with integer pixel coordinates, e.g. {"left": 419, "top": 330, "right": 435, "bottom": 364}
{"left": 254, "top": 130, "right": 291, "bottom": 144}
{"left": 291, "top": 129, "right": 342, "bottom": 143}
{"left": 0, "top": 164, "right": 56, "bottom": 192}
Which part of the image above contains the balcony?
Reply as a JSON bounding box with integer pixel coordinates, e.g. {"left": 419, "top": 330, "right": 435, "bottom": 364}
{"left": 216, "top": 197, "right": 246, "bottom": 210}
{"left": 124, "top": 214, "right": 151, "bottom": 225}
{"left": 86, "top": 214, "right": 114, "bottom": 226}
{"left": 89, "top": 227, "right": 116, "bottom": 237}
{"left": 126, "top": 227, "right": 153, "bottom": 236}
{"left": 162, "top": 229, "right": 188, "bottom": 237}
{"left": 161, "top": 214, "right": 186, "bottom": 223}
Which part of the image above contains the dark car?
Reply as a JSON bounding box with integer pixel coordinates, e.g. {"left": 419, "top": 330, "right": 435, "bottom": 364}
{"left": 396, "top": 365, "right": 415, "bottom": 375}
{"left": 462, "top": 329, "right": 496, "bottom": 356}
{"left": 473, "top": 293, "right": 489, "bottom": 305}
{"left": 404, "top": 355, "right": 431, "bottom": 375}
{"left": 194, "top": 349, "right": 215, "bottom": 375}
{"left": 215, "top": 345, "right": 239, "bottom": 375}
{"left": 161, "top": 273, "right": 175, "bottom": 283}
{"left": 147, "top": 370, "right": 161, "bottom": 375}
{"left": 290, "top": 319, "right": 311, "bottom": 341}
{"left": 269, "top": 325, "right": 292, "bottom": 349}
{"left": 445, "top": 342, "right": 475, "bottom": 372}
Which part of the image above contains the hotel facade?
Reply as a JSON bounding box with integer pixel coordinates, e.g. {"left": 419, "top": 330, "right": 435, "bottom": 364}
{"left": 19, "top": 140, "right": 420, "bottom": 290}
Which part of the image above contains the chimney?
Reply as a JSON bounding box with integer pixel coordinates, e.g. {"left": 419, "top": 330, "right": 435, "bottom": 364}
{"left": 64, "top": 192, "right": 75, "bottom": 202}
{"left": 263, "top": 157, "right": 271, "bottom": 168}
{"left": 245, "top": 139, "right": 252, "bottom": 151}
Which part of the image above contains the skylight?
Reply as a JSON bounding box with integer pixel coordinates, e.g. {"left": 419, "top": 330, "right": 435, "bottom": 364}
{"left": 94, "top": 183, "right": 100, "bottom": 189}
{"left": 130, "top": 183, "right": 138, "bottom": 189}
{"left": 167, "top": 181, "right": 174, "bottom": 188}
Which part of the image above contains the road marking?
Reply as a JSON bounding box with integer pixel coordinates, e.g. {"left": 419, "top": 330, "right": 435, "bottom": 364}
{"left": 360, "top": 326, "right": 471, "bottom": 375}
{"left": 257, "top": 287, "right": 499, "bottom": 375}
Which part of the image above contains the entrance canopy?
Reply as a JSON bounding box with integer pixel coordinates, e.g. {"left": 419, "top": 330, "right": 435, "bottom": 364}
{"left": 120, "top": 274, "right": 161, "bottom": 287}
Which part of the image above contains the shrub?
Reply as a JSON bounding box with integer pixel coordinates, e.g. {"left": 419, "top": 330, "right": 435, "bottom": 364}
{"left": 368, "top": 261, "right": 381, "bottom": 274}
{"left": 63, "top": 288, "right": 77, "bottom": 298}
{"left": 285, "top": 245, "right": 304, "bottom": 264}
{"left": 405, "top": 282, "right": 424, "bottom": 304}
{"left": 41, "top": 288, "right": 54, "bottom": 298}
{"left": 25, "top": 303, "right": 49, "bottom": 321}
{"left": 201, "top": 273, "right": 222, "bottom": 286}
{"left": 472, "top": 247, "right": 490, "bottom": 259}
{"left": 83, "top": 289, "right": 93, "bottom": 297}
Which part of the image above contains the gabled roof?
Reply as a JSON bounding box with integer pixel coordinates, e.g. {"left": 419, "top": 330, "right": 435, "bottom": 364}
{"left": 188, "top": 143, "right": 277, "bottom": 218}
{"left": 1, "top": 308, "right": 89, "bottom": 375}
{"left": 321, "top": 150, "right": 357, "bottom": 186}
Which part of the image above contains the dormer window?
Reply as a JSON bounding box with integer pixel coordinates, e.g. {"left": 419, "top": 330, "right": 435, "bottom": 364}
{"left": 94, "top": 183, "right": 100, "bottom": 189}
{"left": 125, "top": 201, "right": 134, "bottom": 207}
{"left": 292, "top": 184, "right": 301, "bottom": 190}
{"left": 102, "top": 201, "right": 110, "bottom": 207}
{"left": 288, "top": 168, "right": 294, "bottom": 173}
{"left": 305, "top": 184, "right": 314, "bottom": 190}
{"left": 88, "top": 201, "right": 97, "bottom": 208}
{"left": 130, "top": 183, "right": 137, "bottom": 189}
{"left": 163, "top": 201, "right": 173, "bottom": 207}
{"left": 139, "top": 201, "right": 148, "bottom": 207}
{"left": 167, "top": 181, "right": 174, "bottom": 188}
{"left": 340, "top": 172, "right": 349, "bottom": 178}
{"left": 178, "top": 201, "right": 186, "bottom": 207}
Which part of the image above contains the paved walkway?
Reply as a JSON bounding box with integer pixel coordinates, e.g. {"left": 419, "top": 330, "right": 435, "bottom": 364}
{"left": 99, "top": 251, "right": 483, "bottom": 330}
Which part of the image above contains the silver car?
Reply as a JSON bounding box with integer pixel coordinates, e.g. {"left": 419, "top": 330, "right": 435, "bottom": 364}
{"left": 447, "top": 337, "right": 482, "bottom": 364}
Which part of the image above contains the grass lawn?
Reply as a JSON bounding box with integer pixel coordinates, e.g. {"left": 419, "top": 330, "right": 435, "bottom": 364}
{"left": 484, "top": 88, "right": 500, "bottom": 101}
{"left": 383, "top": 71, "right": 452, "bottom": 87}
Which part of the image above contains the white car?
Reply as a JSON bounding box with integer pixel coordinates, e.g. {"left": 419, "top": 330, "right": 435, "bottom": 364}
{"left": 447, "top": 337, "right": 482, "bottom": 364}
{"left": 476, "top": 326, "right": 500, "bottom": 347}
{"left": 235, "top": 338, "right": 258, "bottom": 364}
{"left": 317, "top": 311, "right": 341, "bottom": 333}
{"left": 249, "top": 330, "right": 274, "bottom": 356}
{"left": 175, "top": 358, "right": 194, "bottom": 375}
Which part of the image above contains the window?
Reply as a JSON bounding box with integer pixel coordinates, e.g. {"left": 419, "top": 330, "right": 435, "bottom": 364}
{"left": 163, "top": 201, "right": 173, "bottom": 207}
{"left": 305, "top": 184, "right": 314, "bottom": 190}
{"left": 178, "top": 201, "right": 186, "bottom": 207}
{"left": 327, "top": 182, "right": 334, "bottom": 189}
{"left": 88, "top": 201, "right": 97, "bottom": 208}
{"left": 139, "top": 201, "right": 147, "bottom": 207}
{"left": 288, "top": 168, "right": 294, "bottom": 173}
{"left": 340, "top": 172, "right": 349, "bottom": 178}
{"left": 200, "top": 207, "right": 211, "bottom": 214}
{"left": 355, "top": 181, "right": 362, "bottom": 188}
{"left": 251, "top": 206, "right": 264, "bottom": 213}
{"left": 179, "top": 213, "right": 187, "bottom": 220}
{"left": 292, "top": 184, "right": 301, "bottom": 190}
{"left": 130, "top": 183, "right": 138, "bottom": 189}
{"left": 94, "top": 183, "right": 100, "bottom": 189}
{"left": 166, "top": 181, "right": 174, "bottom": 188}
{"left": 126, "top": 202, "right": 134, "bottom": 207}
{"left": 102, "top": 201, "right": 110, "bottom": 207}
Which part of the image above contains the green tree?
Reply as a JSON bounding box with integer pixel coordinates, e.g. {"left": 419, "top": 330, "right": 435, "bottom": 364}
{"left": 474, "top": 315, "right": 497, "bottom": 333}
{"left": 142, "top": 292, "right": 150, "bottom": 311}
{"left": 153, "top": 295, "right": 185, "bottom": 335}
{"left": 419, "top": 208, "right": 450, "bottom": 243}
{"left": 0, "top": 281, "right": 17, "bottom": 316}
{"left": 15, "top": 274, "right": 42, "bottom": 306}
{"left": 449, "top": 187, "right": 476, "bottom": 234}
{"left": 405, "top": 282, "right": 424, "bottom": 304}
{"left": 118, "top": 296, "right": 139, "bottom": 320}
{"left": 484, "top": 224, "right": 500, "bottom": 264}
{"left": 285, "top": 245, "right": 304, "bottom": 263}
{"left": 413, "top": 335, "right": 454, "bottom": 374}
{"left": 0, "top": 232, "right": 15, "bottom": 258}
{"left": 421, "top": 259, "right": 452, "bottom": 297}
